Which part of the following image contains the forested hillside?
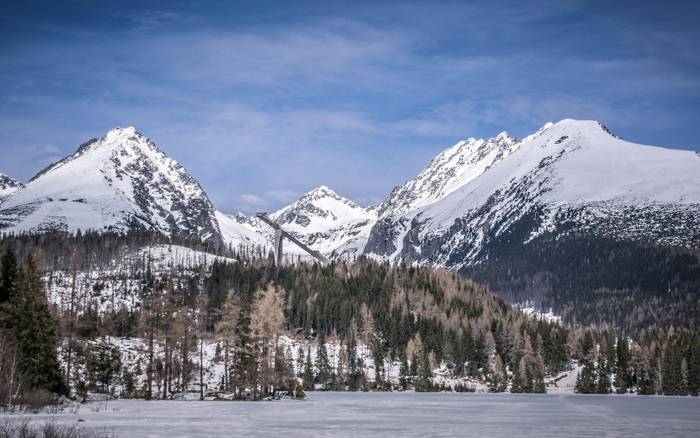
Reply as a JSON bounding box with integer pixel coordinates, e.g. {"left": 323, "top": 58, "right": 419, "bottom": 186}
{"left": 0, "top": 231, "right": 699, "bottom": 404}
{"left": 462, "top": 212, "right": 700, "bottom": 331}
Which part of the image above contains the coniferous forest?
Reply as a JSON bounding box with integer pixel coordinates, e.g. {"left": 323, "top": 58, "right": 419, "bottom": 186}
{"left": 0, "top": 231, "right": 698, "bottom": 405}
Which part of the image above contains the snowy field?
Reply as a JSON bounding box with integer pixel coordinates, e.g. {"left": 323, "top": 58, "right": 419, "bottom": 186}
{"left": 2, "top": 392, "right": 699, "bottom": 437}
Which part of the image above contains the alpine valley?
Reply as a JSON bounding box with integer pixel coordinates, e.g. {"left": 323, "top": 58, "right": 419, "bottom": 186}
{"left": 1, "top": 118, "right": 700, "bottom": 415}
{"left": 2, "top": 120, "right": 699, "bottom": 330}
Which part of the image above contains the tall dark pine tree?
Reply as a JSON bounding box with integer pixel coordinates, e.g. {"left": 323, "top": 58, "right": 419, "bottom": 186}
{"left": 0, "top": 249, "right": 17, "bottom": 306}
{"left": 233, "top": 291, "right": 256, "bottom": 398}
{"left": 662, "top": 338, "right": 684, "bottom": 396}
{"left": 302, "top": 348, "right": 315, "bottom": 390}
{"left": 399, "top": 351, "right": 410, "bottom": 390}
{"left": 315, "top": 332, "right": 331, "bottom": 388}
{"left": 415, "top": 350, "right": 434, "bottom": 392}
{"left": 575, "top": 331, "right": 596, "bottom": 394}
{"left": 7, "top": 256, "right": 67, "bottom": 395}
{"left": 689, "top": 336, "right": 700, "bottom": 396}
{"left": 615, "top": 336, "right": 631, "bottom": 394}
{"left": 346, "top": 333, "right": 360, "bottom": 391}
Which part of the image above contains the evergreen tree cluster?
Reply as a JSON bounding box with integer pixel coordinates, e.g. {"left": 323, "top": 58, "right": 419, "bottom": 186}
{"left": 1, "top": 231, "right": 699, "bottom": 400}
{"left": 464, "top": 211, "right": 700, "bottom": 332}
{"left": 574, "top": 328, "right": 700, "bottom": 396}
{"left": 0, "top": 246, "right": 67, "bottom": 404}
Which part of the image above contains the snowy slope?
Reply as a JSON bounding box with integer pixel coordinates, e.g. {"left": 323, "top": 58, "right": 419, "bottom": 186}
{"left": 0, "top": 127, "right": 221, "bottom": 242}
{"left": 268, "top": 186, "right": 377, "bottom": 257}
{"left": 218, "top": 186, "right": 377, "bottom": 259}
{"left": 46, "top": 244, "right": 236, "bottom": 313}
{"left": 377, "top": 131, "right": 520, "bottom": 217}
{"left": 215, "top": 210, "right": 266, "bottom": 248}
{"left": 366, "top": 119, "right": 700, "bottom": 266}
{"left": 0, "top": 172, "right": 22, "bottom": 203}
{"left": 366, "top": 130, "right": 525, "bottom": 258}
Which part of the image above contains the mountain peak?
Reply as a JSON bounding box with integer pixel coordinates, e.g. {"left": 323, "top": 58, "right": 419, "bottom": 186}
{"left": 302, "top": 185, "right": 341, "bottom": 200}
{"left": 1, "top": 129, "right": 220, "bottom": 242}
{"left": 0, "top": 172, "right": 22, "bottom": 202}
{"left": 377, "top": 129, "right": 521, "bottom": 216}
{"left": 102, "top": 126, "right": 142, "bottom": 144}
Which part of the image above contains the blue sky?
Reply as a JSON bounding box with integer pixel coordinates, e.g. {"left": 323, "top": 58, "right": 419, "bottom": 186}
{"left": 1, "top": 0, "right": 699, "bottom": 213}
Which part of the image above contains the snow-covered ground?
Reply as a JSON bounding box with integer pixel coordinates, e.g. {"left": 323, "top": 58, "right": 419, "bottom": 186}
{"left": 516, "top": 302, "right": 562, "bottom": 324}
{"left": 3, "top": 392, "right": 699, "bottom": 437}
{"left": 46, "top": 244, "right": 236, "bottom": 313}
{"left": 71, "top": 334, "right": 438, "bottom": 395}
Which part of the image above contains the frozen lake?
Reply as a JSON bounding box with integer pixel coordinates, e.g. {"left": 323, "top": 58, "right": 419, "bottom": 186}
{"left": 3, "top": 392, "right": 699, "bottom": 437}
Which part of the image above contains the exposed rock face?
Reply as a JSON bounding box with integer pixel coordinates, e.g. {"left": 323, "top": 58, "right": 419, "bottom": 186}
{"left": 0, "top": 127, "right": 221, "bottom": 242}
{"left": 0, "top": 172, "right": 22, "bottom": 203}
{"left": 365, "top": 119, "right": 700, "bottom": 266}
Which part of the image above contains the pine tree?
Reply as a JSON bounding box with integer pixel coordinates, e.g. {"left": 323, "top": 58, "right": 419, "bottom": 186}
{"left": 399, "top": 351, "right": 410, "bottom": 390}
{"left": 575, "top": 331, "right": 596, "bottom": 394}
{"left": 233, "top": 291, "right": 256, "bottom": 398}
{"left": 662, "top": 338, "right": 683, "bottom": 395}
{"left": 415, "top": 350, "right": 434, "bottom": 392}
{"left": 688, "top": 337, "right": 700, "bottom": 396}
{"left": 490, "top": 354, "right": 507, "bottom": 393}
{"left": 315, "top": 332, "right": 331, "bottom": 388}
{"left": 346, "top": 333, "right": 360, "bottom": 391}
{"left": 510, "top": 352, "right": 524, "bottom": 393}
{"left": 86, "top": 338, "right": 122, "bottom": 394}
{"left": 295, "top": 346, "right": 305, "bottom": 379}
{"left": 302, "top": 348, "right": 315, "bottom": 390}
{"left": 0, "top": 248, "right": 17, "bottom": 306}
{"left": 6, "top": 256, "right": 67, "bottom": 395}
{"left": 615, "top": 336, "right": 631, "bottom": 394}
{"left": 596, "top": 355, "right": 611, "bottom": 394}
{"left": 532, "top": 353, "right": 546, "bottom": 393}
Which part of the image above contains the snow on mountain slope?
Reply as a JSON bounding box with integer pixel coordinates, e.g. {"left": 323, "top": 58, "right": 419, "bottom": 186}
{"left": 215, "top": 210, "right": 266, "bottom": 248}
{"left": 219, "top": 186, "right": 377, "bottom": 258}
{"left": 377, "top": 131, "right": 520, "bottom": 217}
{"left": 0, "top": 172, "right": 22, "bottom": 203}
{"left": 0, "top": 127, "right": 221, "bottom": 242}
{"left": 366, "top": 119, "right": 700, "bottom": 266}
{"left": 268, "top": 185, "right": 377, "bottom": 257}
{"left": 46, "top": 244, "right": 236, "bottom": 313}
{"left": 365, "top": 130, "right": 525, "bottom": 258}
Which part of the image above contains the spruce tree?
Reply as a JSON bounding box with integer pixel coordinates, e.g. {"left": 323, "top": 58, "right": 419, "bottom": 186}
{"left": 415, "top": 350, "right": 433, "bottom": 392}
{"left": 233, "top": 291, "right": 256, "bottom": 398}
{"left": 688, "top": 337, "right": 700, "bottom": 396}
{"left": 6, "top": 256, "right": 67, "bottom": 395}
{"left": 302, "top": 348, "right": 315, "bottom": 390}
{"left": 596, "top": 356, "right": 611, "bottom": 394}
{"left": 662, "top": 339, "right": 683, "bottom": 395}
{"left": 347, "top": 333, "right": 360, "bottom": 390}
{"left": 315, "top": 332, "right": 331, "bottom": 387}
{"left": 575, "top": 331, "right": 596, "bottom": 394}
{"left": 399, "top": 351, "right": 410, "bottom": 390}
{"left": 0, "top": 248, "right": 17, "bottom": 306}
{"left": 615, "top": 336, "right": 631, "bottom": 394}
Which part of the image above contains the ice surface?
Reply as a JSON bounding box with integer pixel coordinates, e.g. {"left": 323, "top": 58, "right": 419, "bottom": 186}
{"left": 3, "top": 392, "right": 699, "bottom": 437}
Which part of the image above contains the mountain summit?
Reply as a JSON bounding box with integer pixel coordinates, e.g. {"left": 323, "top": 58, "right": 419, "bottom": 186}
{"left": 0, "top": 127, "right": 221, "bottom": 241}
{"left": 365, "top": 119, "right": 700, "bottom": 265}
{"left": 0, "top": 172, "right": 22, "bottom": 203}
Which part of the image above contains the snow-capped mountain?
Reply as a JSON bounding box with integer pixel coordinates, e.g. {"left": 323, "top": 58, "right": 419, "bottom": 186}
{"left": 269, "top": 185, "right": 376, "bottom": 257}
{"left": 367, "top": 130, "right": 523, "bottom": 260}
{"left": 377, "top": 131, "right": 520, "bottom": 217}
{"left": 0, "top": 127, "right": 221, "bottom": 242}
{"left": 0, "top": 172, "right": 22, "bottom": 203}
{"left": 365, "top": 119, "right": 700, "bottom": 267}
{"left": 215, "top": 210, "right": 266, "bottom": 248}
{"left": 226, "top": 185, "right": 377, "bottom": 258}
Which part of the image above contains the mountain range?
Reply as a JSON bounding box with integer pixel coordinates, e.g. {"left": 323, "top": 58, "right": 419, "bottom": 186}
{"left": 2, "top": 120, "right": 699, "bottom": 327}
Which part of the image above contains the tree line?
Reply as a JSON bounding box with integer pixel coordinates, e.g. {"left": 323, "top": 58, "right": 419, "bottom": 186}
{"left": 0, "top": 231, "right": 699, "bottom": 403}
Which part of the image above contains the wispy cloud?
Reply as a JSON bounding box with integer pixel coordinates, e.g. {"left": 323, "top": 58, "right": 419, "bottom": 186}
{"left": 1, "top": 1, "right": 699, "bottom": 213}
